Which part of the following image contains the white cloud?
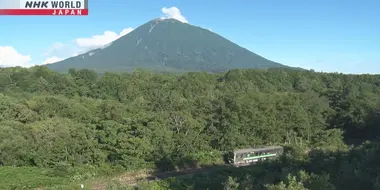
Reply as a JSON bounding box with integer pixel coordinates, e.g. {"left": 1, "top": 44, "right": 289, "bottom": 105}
{"left": 0, "top": 46, "right": 63, "bottom": 67}
{"left": 75, "top": 27, "right": 134, "bottom": 49}
{"left": 119, "top": 28, "right": 134, "bottom": 36}
{"left": 42, "top": 27, "right": 134, "bottom": 61}
{"left": 0, "top": 46, "right": 32, "bottom": 67}
{"left": 161, "top": 7, "right": 188, "bottom": 23}
{"left": 42, "top": 56, "right": 63, "bottom": 65}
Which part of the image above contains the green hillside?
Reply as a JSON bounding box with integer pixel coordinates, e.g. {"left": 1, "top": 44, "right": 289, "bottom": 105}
{"left": 47, "top": 18, "right": 289, "bottom": 73}
{"left": 1, "top": 66, "right": 380, "bottom": 189}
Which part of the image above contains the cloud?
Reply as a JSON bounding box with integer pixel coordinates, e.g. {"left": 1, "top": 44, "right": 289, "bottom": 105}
{"left": 0, "top": 46, "right": 63, "bottom": 67}
{"left": 0, "top": 46, "right": 32, "bottom": 67}
{"left": 75, "top": 27, "right": 134, "bottom": 49}
{"left": 42, "top": 27, "right": 134, "bottom": 61}
{"left": 42, "top": 56, "right": 63, "bottom": 65}
{"left": 161, "top": 7, "right": 188, "bottom": 23}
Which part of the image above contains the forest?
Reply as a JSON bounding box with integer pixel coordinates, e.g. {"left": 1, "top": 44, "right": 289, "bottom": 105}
{"left": 0, "top": 66, "right": 380, "bottom": 189}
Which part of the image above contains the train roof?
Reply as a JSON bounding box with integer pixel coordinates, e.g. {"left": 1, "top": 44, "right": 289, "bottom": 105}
{"left": 233, "top": 146, "right": 283, "bottom": 154}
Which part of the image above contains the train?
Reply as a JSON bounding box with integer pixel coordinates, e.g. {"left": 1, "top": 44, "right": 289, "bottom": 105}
{"left": 225, "top": 146, "right": 284, "bottom": 167}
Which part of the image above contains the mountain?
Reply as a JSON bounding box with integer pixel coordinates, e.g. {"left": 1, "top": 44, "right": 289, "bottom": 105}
{"left": 47, "top": 18, "right": 291, "bottom": 73}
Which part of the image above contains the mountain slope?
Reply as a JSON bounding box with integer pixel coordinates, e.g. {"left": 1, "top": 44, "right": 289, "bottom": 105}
{"left": 47, "top": 18, "right": 290, "bottom": 73}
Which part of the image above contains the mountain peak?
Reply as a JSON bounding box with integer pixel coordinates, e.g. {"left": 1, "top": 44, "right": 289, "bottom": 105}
{"left": 147, "top": 17, "right": 187, "bottom": 25}
{"left": 47, "top": 18, "right": 289, "bottom": 73}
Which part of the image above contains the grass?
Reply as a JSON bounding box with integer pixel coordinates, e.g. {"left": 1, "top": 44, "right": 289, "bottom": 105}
{"left": 0, "top": 166, "right": 68, "bottom": 189}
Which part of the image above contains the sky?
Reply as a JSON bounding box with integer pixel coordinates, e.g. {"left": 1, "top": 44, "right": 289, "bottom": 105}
{"left": 0, "top": 0, "right": 379, "bottom": 73}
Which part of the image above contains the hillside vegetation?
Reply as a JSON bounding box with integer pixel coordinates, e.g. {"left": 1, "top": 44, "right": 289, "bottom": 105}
{"left": 47, "top": 18, "right": 288, "bottom": 73}
{"left": 1, "top": 66, "right": 380, "bottom": 189}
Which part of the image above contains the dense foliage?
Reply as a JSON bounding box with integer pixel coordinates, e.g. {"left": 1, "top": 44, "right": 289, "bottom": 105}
{"left": 47, "top": 18, "right": 287, "bottom": 73}
{"left": 1, "top": 66, "right": 380, "bottom": 189}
